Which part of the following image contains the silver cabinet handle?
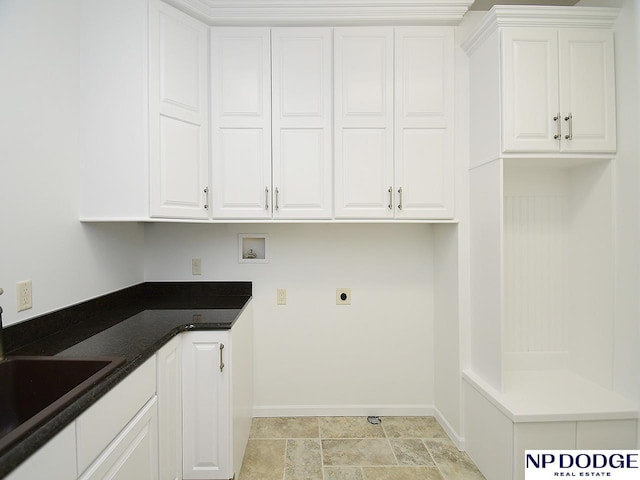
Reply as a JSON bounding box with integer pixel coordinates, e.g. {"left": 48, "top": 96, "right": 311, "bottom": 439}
{"left": 203, "top": 187, "right": 209, "bottom": 210}
{"left": 564, "top": 113, "right": 573, "bottom": 140}
{"left": 265, "top": 187, "right": 269, "bottom": 210}
{"left": 388, "top": 187, "right": 393, "bottom": 210}
{"left": 397, "top": 187, "right": 403, "bottom": 210}
{"left": 275, "top": 188, "right": 280, "bottom": 211}
{"left": 219, "top": 343, "right": 225, "bottom": 373}
{"left": 553, "top": 113, "right": 561, "bottom": 140}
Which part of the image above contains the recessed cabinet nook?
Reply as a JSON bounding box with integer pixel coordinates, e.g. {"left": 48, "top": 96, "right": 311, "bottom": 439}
{"left": 463, "top": 6, "right": 636, "bottom": 480}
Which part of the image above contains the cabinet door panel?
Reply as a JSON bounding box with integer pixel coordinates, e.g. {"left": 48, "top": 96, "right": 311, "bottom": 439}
{"left": 211, "top": 28, "right": 271, "bottom": 218}
{"left": 157, "top": 337, "right": 182, "bottom": 480}
{"left": 338, "top": 128, "right": 393, "bottom": 217}
{"left": 214, "top": 129, "right": 270, "bottom": 213}
{"left": 158, "top": 12, "right": 204, "bottom": 119}
{"left": 182, "top": 332, "right": 230, "bottom": 480}
{"left": 272, "top": 28, "right": 332, "bottom": 218}
{"left": 395, "top": 28, "right": 454, "bottom": 218}
{"left": 335, "top": 28, "right": 393, "bottom": 218}
{"left": 79, "top": 398, "right": 158, "bottom": 480}
{"left": 150, "top": 1, "right": 208, "bottom": 219}
{"left": 276, "top": 128, "right": 327, "bottom": 212}
{"left": 501, "top": 29, "right": 560, "bottom": 153}
{"left": 396, "top": 129, "right": 449, "bottom": 218}
{"left": 157, "top": 116, "right": 205, "bottom": 212}
{"left": 559, "top": 29, "right": 615, "bottom": 152}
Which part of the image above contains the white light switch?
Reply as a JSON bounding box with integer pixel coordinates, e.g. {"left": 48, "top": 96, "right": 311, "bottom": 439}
{"left": 277, "top": 288, "right": 286, "bottom": 305}
{"left": 192, "top": 258, "right": 202, "bottom": 275}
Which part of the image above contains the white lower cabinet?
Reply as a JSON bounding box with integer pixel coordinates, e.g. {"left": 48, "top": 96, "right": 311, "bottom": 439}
{"left": 5, "top": 423, "right": 77, "bottom": 480}
{"left": 78, "top": 398, "right": 158, "bottom": 480}
{"left": 182, "top": 331, "right": 230, "bottom": 480}
{"left": 5, "top": 303, "right": 253, "bottom": 480}
{"left": 77, "top": 357, "right": 158, "bottom": 480}
{"left": 182, "top": 303, "right": 254, "bottom": 480}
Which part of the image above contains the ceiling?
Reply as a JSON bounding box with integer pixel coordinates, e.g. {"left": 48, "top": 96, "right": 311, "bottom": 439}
{"left": 469, "top": 0, "right": 579, "bottom": 10}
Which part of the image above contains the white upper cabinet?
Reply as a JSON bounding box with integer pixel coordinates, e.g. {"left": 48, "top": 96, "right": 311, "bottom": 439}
{"left": 272, "top": 28, "right": 333, "bottom": 219}
{"left": 210, "top": 27, "right": 332, "bottom": 220}
{"left": 210, "top": 28, "right": 272, "bottom": 219}
{"left": 394, "top": 28, "right": 454, "bottom": 219}
{"left": 502, "top": 27, "right": 615, "bottom": 153}
{"left": 557, "top": 29, "right": 616, "bottom": 152}
{"left": 462, "top": 6, "right": 618, "bottom": 158}
{"left": 335, "top": 27, "right": 454, "bottom": 219}
{"left": 334, "top": 27, "right": 394, "bottom": 219}
{"left": 149, "top": 0, "right": 209, "bottom": 218}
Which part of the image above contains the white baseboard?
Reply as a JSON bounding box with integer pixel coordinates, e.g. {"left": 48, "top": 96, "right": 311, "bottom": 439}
{"left": 252, "top": 404, "right": 435, "bottom": 418}
{"left": 434, "top": 407, "right": 465, "bottom": 451}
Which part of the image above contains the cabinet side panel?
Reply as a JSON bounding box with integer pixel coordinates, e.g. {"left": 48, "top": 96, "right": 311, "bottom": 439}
{"left": 157, "top": 336, "right": 182, "bottom": 480}
{"left": 468, "top": 29, "right": 501, "bottom": 166}
{"left": 463, "top": 380, "right": 513, "bottom": 480}
{"left": 80, "top": 0, "right": 148, "bottom": 218}
{"left": 232, "top": 302, "right": 254, "bottom": 477}
{"left": 469, "top": 161, "right": 503, "bottom": 391}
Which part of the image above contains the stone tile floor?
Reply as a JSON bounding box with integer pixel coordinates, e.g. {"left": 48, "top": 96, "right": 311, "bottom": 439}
{"left": 238, "top": 417, "right": 486, "bottom": 480}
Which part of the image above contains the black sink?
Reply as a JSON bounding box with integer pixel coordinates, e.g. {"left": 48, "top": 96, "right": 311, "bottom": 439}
{"left": 0, "top": 356, "right": 125, "bottom": 454}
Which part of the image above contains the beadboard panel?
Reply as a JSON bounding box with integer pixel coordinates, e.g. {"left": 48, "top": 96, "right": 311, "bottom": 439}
{"left": 503, "top": 194, "right": 569, "bottom": 354}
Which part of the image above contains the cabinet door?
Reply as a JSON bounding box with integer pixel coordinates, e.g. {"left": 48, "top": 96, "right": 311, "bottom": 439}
{"left": 558, "top": 29, "right": 616, "bottom": 152}
{"left": 394, "top": 27, "right": 454, "bottom": 219}
{"left": 501, "top": 29, "right": 560, "bottom": 153}
{"left": 79, "top": 398, "right": 159, "bottom": 480}
{"left": 210, "top": 28, "right": 272, "bottom": 219}
{"left": 149, "top": 0, "right": 209, "bottom": 219}
{"left": 334, "top": 27, "right": 394, "bottom": 218}
{"left": 272, "top": 28, "right": 333, "bottom": 219}
{"left": 182, "top": 331, "right": 231, "bottom": 480}
{"left": 5, "top": 423, "right": 76, "bottom": 480}
{"left": 157, "top": 336, "right": 182, "bottom": 480}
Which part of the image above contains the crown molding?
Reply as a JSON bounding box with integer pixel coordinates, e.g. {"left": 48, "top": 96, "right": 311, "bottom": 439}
{"left": 462, "top": 5, "right": 620, "bottom": 54}
{"left": 163, "top": 0, "right": 475, "bottom": 26}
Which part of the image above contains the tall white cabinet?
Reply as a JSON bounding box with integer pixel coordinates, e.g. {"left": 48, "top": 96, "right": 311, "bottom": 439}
{"left": 463, "top": 7, "right": 637, "bottom": 480}
{"left": 149, "top": 1, "right": 209, "bottom": 219}
{"left": 271, "top": 28, "right": 333, "bottom": 219}
{"left": 334, "top": 27, "right": 454, "bottom": 219}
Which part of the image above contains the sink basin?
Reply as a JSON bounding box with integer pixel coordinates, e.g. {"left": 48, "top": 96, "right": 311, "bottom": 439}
{"left": 0, "top": 356, "right": 125, "bottom": 453}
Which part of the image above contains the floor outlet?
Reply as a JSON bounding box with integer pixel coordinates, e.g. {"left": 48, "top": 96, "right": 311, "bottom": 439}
{"left": 192, "top": 258, "right": 202, "bottom": 275}
{"left": 336, "top": 288, "right": 351, "bottom": 305}
{"left": 277, "top": 288, "right": 287, "bottom": 305}
{"left": 17, "top": 280, "right": 32, "bottom": 312}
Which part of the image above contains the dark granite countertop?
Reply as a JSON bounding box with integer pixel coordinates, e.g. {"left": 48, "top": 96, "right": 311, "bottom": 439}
{"left": 0, "top": 282, "right": 251, "bottom": 479}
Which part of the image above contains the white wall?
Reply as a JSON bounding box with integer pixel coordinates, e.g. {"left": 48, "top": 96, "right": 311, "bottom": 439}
{"left": 145, "top": 223, "right": 436, "bottom": 415}
{"left": 0, "top": 0, "right": 145, "bottom": 327}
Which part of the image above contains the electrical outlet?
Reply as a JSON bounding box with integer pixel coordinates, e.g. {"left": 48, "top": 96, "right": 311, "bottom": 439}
{"left": 277, "top": 288, "right": 287, "bottom": 305}
{"left": 192, "top": 258, "right": 202, "bottom": 275}
{"left": 336, "top": 288, "right": 351, "bottom": 305}
{"left": 17, "top": 280, "right": 32, "bottom": 312}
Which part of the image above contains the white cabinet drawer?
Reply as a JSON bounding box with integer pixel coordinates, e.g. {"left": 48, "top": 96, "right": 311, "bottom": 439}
{"left": 5, "top": 423, "right": 77, "bottom": 480}
{"left": 76, "top": 357, "right": 156, "bottom": 474}
{"left": 78, "top": 397, "right": 158, "bottom": 480}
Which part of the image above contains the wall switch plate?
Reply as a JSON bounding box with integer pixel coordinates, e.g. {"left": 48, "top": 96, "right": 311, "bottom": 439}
{"left": 192, "top": 258, "right": 202, "bottom": 275}
{"left": 17, "top": 280, "right": 32, "bottom": 312}
{"left": 336, "top": 288, "right": 351, "bottom": 305}
{"left": 277, "top": 288, "right": 287, "bottom": 305}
